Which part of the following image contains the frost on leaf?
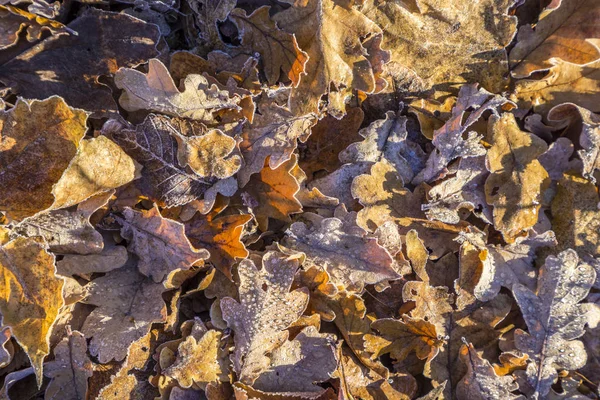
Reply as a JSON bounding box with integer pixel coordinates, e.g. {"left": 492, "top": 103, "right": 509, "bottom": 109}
{"left": 273, "top": 0, "right": 390, "bottom": 117}
{"left": 282, "top": 206, "right": 398, "bottom": 291}
{"left": 0, "top": 237, "right": 64, "bottom": 387}
{"left": 117, "top": 205, "right": 209, "bottom": 283}
{"left": 485, "top": 113, "right": 549, "bottom": 243}
{"left": 107, "top": 114, "right": 238, "bottom": 208}
{"left": 221, "top": 251, "right": 309, "bottom": 385}
{"left": 512, "top": 249, "right": 596, "bottom": 399}
{"left": 44, "top": 329, "right": 94, "bottom": 400}
{"left": 456, "top": 342, "right": 520, "bottom": 400}
{"left": 81, "top": 263, "right": 167, "bottom": 364}
{"left": 115, "top": 58, "right": 241, "bottom": 123}
{"left": 0, "top": 97, "right": 87, "bottom": 221}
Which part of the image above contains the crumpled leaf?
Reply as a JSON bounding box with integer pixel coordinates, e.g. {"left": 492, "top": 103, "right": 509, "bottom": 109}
{"left": 413, "top": 84, "right": 511, "bottom": 184}
{"left": 81, "top": 263, "right": 167, "bottom": 364}
{"left": 512, "top": 249, "right": 596, "bottom": 399}
{"left": 117, "top": 205, "right": 209, "bottom": 283}
{"left": 115, "top": 58, "right": 241, "bottom": 123}
{"left": 106, "top": 114, "right": 238, "bottom": 208}
{"left": 360, "top": 0, "right": 517, "bottom": 93}
{"left": 184, "top": 0, "right": 236, "bottom": 53}
{"left": 52, "top": 135, "right": 139, "bottom": 210}
{"left": 273, "top": 0, "right": 390, "bottom": 117}
{"left": 0, "top": 96, "right": 87, "bottom": 221}
{"left": 252, "top": 326, "right": 337, "bottom": 393}
{"left": 547, "top": 103, "right": 600, "bottom": 183}
{"left": 0, "top": 236, "right": 64, "bottom": 387}
{"left": 282, "top": 206, "right": 398, "bottom": 291}
{"left": 238, "top": 99, "right": 316, "bottom": 187}
{"left": 241, "top": 155, "right": 302, "bottom": 231}
{"left": 509, "top": 0, "right": 600, "bottom": 78}
{"left": 228, "top": 6, "right": 308, "bottom": 86}
{"left": 44, "top": 329, "right": 94, "bottom": 400}
{"left": 0, "top": 8, "right": 160, "bottom": 117}
{"left": 456, "top": 342, "right": 521, "bottom": 400}
{"left": 221, "top": 250, "right": 309, "bottom": 384}
{"left": 484, "top": 113, "right": 549, "bottom": 243}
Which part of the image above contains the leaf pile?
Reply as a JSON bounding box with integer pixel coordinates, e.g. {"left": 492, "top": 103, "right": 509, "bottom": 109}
{"left": 0, "top": 0, "right": 600, "bottom": 399}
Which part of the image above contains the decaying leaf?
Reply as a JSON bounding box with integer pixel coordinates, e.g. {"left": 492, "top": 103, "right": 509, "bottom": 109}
{"left": 0, "top": 97, "right": 87, "bottom": 221}
{"left": 0, "top": 237, "right": 64, "bottom": 386}
{"left": 44, "top": 329, "right": 94, "bottom": 400}
{"left": 512, "top": 249, "right": 595, "bottom": 398}
{"left": 485, "top": 113, "right": 549, "bottom": 243}
{"left": 118, "top": 205, "right": 209, "bottom": 282}
{"left": 282, "top": 206, "right": 398, "bottom": 291}
{"left": 221, "top": 251, "right": 309, "bottom": 384}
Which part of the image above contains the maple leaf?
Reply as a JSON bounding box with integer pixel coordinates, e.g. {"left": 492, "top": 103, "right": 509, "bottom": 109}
{"left": 512, "top": 249, "right": 596, "bottom": 399}
{"left": 81, "top": 263, "right": 167, "bottom": 364}
{"left": 0, "top": 9, "right": 160, "bottom": 118}
{"left": 0, "top": 237, "right": 64, "bottom": 387}
{"left": 485, "top": 113, "right": 550, "bottom": 243}
{"left": 228, "top": 6, "right": 308, "bottom": 86}
{"left": 509, "top": 0, "right": 600, "bottom": 78}
{"left": 241, "top": 155, "right": 302, "bottom": 231}
{"left": 273, "top": 0, "right": 390, "bottom": 117}
{"left": 106, "top": 114, "right": 238, "bottom": 208}
{"left": 117, "top": 205, "right": 209, "bottom": 283}
{"left": 360, "top": 0, "right": 517, "bottom": 93}
{"left": 221, "top": 250, "right": 309, "bottom": 384}
{"left": 238, "top": 99, "right": 316, "bottom": 187}
{"left": 0, "top": 97, "right": 87, "bottom": 221}
{"left": 456, "top": 342, "right": 521, "bottom": 400}
{"left": 44, "top": 329, "right": 94, "bottom": 400}
{"left": 282, "top": 205, "right": 398, "bottom": 291}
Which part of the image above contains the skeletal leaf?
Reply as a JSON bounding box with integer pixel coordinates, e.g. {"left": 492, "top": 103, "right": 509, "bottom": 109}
{"left": 551, "top": 172, "right": 600, "bottom": 259}
{"left": 456, "top": 342, "right": 521, "bottom": 400}
{"left": 509, "top": 0, "right": 600, "bottom": 78}
{"left": 513, "top": 58, "right": 600, "bottom": 116}
{"left": 163, "top": 330, "right": 228, "bottom": 390}
{"left": 365, "top": 316, "right": 443, "bottom": 363}
{"left": 252, "top": 326, "right": 337, "bottom": 393}
{"left": 241, "top": 155, "right": 302, "bottom": 231}
{"left": 115, "top": 59, "right": 241, "bottom": 123}
{"left": 221, "top": 251, "right": 309, "bottom": 384}
{"left": 228, "top": 6, "right": 308, "bottom": 86}
{"left": 512, "top": 249, "right": 595, "bottom": 399}
{"left": 485, "top": 113, "right": 549, "bottom": 243}
{"left": 413, "top": 84, "right": 510, "bottom": 184}
{"left": 118, "top": 205, "right": 209, "bottom": 282}
{"left": 107, "top": 114, "right": 237, "bottom": 208}
{"left": 0, "top": 97, "right": 87, "bottom": 221}
{"left": 360, "top": 0, "right": 517, "bottom": 93}
{"left": 282, "top": 206, "right": 398, "bottom": 291}
{"left": 185, "top": 209, "right": 251, "bottom": 279}
{"left": 44, "top": 329, "right": 94, "bottom": 400}
{"left": 547, "top": 103, "right": 600, "bottom": 183}
{"left": 273, "top": 0, "right": 390, "bottom": 117}
{"left": 0, "top": 237, "right": 64, "bottom": 387}
{"left": 238, "top": 100, "right": 316, "bottom": 187}
{"left": 81, "top": 263, "right": 167, "bottom": 364}
{"left": 0, "top": 9, "right": 160, "bottom": 117}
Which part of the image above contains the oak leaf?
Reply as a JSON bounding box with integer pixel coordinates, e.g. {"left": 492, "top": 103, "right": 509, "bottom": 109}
{"left": 0, "top": 237, "right": 64, "bottom": 386}
{"left": 0, "top": 9, "right": 160, "bottom": 117}
{"left": 0, "top": 97, "right": 87, "bottom": 221}
{"left": 509, "top": 0, "right": 600, "bottom": 78}
{"left": 282, "top": 206, "right": 398, "bottom": 291}
{"left": 221, "top": 251, "right": 309, "bottom": 384}
{"left": 56, "top": 237, "right": 128, "bottom": 279}
{"left": 512, "top": 249, "right": 595, "bottom": 398}
{"left": 117, "top": 205, "right": 209, "bottom": 283}
{"left": 485, "top": 113, "right": 549, "bottom": 243}
{"left": 44, "top": 329, "right": 94, "bottom": 400}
